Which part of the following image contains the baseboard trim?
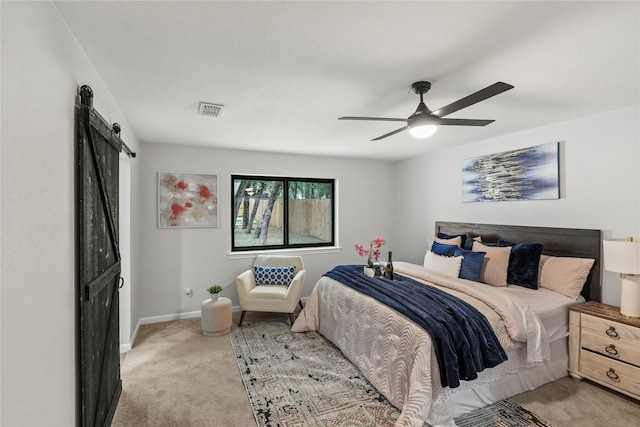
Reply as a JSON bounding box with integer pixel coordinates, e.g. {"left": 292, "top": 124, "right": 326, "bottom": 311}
{"left": 122, "top": 300, "right": 307, "bottom": 353}
{"left": 139, "top": 310, "right": 202, "bottom": 325}
{"left": 123, "top": 306, "right": 245, "bottom": 353}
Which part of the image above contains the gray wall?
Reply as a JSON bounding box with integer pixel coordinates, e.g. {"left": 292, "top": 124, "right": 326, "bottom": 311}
{"left": 393, "top": 104, "right": 640, "bottom": 306}
{"left": 136, "top": 143, "right": 395, "bottom": 319}
{"left": 134, "top": 104, "right": 640, "bottom": 326}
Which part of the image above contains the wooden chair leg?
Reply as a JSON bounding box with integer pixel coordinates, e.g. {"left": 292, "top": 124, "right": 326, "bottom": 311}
{"left": 289, "top": 313, "right": 295, "bottom": 325}
{"left": 238, "top": 311, "right": 247, "bottom": 327}
{"left": 298, "top": 300, "right": 304, "bottom": 309}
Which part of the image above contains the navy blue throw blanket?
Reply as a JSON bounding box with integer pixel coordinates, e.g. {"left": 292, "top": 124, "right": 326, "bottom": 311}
{"left": 324, "top": 265, "right": 508, "bottom": 388}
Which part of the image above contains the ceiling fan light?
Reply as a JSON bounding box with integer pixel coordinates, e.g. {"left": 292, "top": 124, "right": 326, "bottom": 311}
{"left": 409, "top": 124, "right": 438, "bottom": 139}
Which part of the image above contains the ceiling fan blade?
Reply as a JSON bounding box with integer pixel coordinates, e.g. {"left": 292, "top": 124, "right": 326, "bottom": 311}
{"left": 338, "top": 116, "right": 407, "bottom": 122}
{"left": 438, "top": 118, "right": 495, "bottom": 126}
{"left": 431, "top": 82, "right": 514, "bottom": 118}
{"left": 371, "top": 126, "right": 408, "bottom": 141}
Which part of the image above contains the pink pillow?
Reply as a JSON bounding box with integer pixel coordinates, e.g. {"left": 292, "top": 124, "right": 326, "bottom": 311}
{"left": 472, "top": 241, "right": 511, "bottom": 287}
{"left": 434, "top": 235, "right": 462, "bottom": 247}
{"left": 539, "top": 255, "right": 595, "bottom": 299}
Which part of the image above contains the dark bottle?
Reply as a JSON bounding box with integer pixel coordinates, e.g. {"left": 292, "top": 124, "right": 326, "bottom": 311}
{"left": 386, "top": 251, "right": 394, "bottom": 280}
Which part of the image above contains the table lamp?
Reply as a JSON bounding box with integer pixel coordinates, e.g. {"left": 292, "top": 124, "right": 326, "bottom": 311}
{"left": 603, "top": 237, "right": 640, "bottom": 318}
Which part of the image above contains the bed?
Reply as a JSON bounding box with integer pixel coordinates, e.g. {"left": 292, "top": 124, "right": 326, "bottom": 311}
{"left": 291, "top": 222, "right": 601, "bottom": 427}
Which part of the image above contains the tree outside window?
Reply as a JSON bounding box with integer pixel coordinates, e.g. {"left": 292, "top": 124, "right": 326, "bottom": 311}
{"left": 232, "top": 175, "right": 334, "bottom": 251}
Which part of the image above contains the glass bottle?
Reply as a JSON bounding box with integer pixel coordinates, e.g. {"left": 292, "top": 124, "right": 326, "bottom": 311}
{"left": 386, "top": 251, "right": 394, "bottom": 280}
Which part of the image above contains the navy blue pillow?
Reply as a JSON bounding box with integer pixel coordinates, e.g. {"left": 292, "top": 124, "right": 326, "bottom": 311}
{"left": 454, "top": 247, "right": 486, "bottom": 282}
{"left": 431, "top": 241, "right": 458, "bottom": 257}
{"left": 438, "top": 232, "right": 476, "bottom": 250}
{"left": 497, "top": 240, "right": 543, "bottom": 289}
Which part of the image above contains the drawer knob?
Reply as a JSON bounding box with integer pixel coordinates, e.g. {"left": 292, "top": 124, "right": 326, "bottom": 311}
{"left": 605, "top": 326, "right": 619, "bottom": 339}
{"left": 606, "top": 368, "right": 620, "bottom": 382}
{"left": 605, "top": 344, "right": 619, "bottom": 356}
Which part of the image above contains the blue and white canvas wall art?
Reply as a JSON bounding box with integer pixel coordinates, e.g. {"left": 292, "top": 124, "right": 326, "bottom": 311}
{"left": 462, "top": 142, "right": 559, "bottom": 202}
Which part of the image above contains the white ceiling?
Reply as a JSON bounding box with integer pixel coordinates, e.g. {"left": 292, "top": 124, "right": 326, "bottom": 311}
{"left": 54, "top": 1, "right": 639, "bottom": 160}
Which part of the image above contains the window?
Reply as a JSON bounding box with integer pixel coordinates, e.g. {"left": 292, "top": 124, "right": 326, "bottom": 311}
{"left": 232, "top": 175, "right": 334, "bottom": 251}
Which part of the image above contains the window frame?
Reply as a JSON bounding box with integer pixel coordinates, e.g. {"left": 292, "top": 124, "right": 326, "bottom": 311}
{"left": 231, "top": 175, "right": 335, "bottom": 252}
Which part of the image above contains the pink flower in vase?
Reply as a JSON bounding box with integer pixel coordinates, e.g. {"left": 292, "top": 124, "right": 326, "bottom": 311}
{"left": 355, "top": 237, "right": 386, "bottom": 268}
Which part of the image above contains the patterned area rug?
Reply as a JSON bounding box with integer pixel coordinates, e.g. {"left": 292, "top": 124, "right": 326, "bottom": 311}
{"left": 455, "top": 399, "right": 555, "bottom": 427}
{"left": 230, "top": 320, "right": 556, "bottom": 427}
{"left": 231, "top": 320, "right": 399, "bottom": 426}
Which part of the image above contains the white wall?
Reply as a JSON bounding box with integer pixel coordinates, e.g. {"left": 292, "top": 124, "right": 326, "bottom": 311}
{"left": 394, "top": 104, "right": 640, "bottom": 306}
{"left": 0, "top": 2, "right": 140, "bottom": 425}
{"left": 136, "top": 143, "right": 395, "bottom": 320}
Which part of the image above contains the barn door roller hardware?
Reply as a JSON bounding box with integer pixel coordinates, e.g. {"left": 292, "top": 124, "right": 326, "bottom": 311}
{"left": 79, "top": 85, "right": 136, "bottom": 158}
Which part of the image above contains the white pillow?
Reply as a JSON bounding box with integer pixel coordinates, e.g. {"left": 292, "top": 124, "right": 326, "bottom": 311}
{"left": 423, "top": 251, "right": 463, "bottom": 278}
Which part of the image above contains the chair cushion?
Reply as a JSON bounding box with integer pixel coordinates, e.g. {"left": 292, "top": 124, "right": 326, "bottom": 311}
{"left": 248, "top": 285, "right": 290, "bottom": 300}
{"left": 253, "top": 265, "right": 296, "bottom": 286}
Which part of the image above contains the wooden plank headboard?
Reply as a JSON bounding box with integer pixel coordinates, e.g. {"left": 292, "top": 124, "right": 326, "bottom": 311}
{"left": 435, "top": 221, "right": 602, "bottom": 302}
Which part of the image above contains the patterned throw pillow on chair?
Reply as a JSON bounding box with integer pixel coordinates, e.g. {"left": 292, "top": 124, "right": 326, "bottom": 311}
{"left": 253, "top": 265, "right": 296, "bottom": 286}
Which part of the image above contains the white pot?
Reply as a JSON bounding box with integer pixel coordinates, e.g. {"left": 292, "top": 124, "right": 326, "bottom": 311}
{"left": 363, "top": 267, "right": 375, "bottom": 277}
{"left": 209, "top": 293, "right": 220, "bottom": 301}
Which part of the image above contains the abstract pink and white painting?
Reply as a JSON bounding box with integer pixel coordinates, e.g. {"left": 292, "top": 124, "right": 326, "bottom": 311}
{"left": 158, "top": 171, "right": 218, "bottom": 228}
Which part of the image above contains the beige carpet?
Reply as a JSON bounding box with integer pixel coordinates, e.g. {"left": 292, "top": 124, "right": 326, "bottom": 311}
{"left": 113, "top": 311, "right": 640, "bottom": 427}
{"left": 511, "top": 372, "right": 640, "bottom": 426}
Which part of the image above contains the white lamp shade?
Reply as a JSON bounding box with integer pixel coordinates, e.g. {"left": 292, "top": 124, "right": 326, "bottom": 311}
{"left": 603, "top": 239, "right": 640, "bottom": 274}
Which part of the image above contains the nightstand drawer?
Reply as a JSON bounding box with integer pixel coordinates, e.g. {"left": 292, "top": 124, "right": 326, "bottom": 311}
{"left": 569, "top": 302, "right": 640, "bottom": 401}
{"left": 581, "top": 314, "right": 640, "bottom": 343}
{"left": 580, "top": 349, "right": 640, "bottom": 396}
{"left": 581, "top": 330, "right": 640, "bottom": 366}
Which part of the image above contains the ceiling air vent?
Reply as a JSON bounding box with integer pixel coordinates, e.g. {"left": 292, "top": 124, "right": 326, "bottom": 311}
{"left": 198, "top": 102, "right": 224, "bottom": 118}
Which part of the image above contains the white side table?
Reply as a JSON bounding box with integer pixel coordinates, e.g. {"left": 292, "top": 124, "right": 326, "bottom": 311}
{"left": 201, "top": 296, "right": 232, "bottom": 336}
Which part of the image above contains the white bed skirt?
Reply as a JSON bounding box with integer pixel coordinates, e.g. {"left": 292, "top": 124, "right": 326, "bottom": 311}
{"left": 445, "top": 337, "right": 568, "bottom": 418}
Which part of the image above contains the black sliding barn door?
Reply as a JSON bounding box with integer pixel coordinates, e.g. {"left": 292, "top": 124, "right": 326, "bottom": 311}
{"left": 76, "top": 85, "right": 123, "bottom": 426}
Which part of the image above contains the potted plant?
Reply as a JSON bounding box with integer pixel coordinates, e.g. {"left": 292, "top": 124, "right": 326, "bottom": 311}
{"left": 207, "top": 285, "right": 223, "bottom": 301}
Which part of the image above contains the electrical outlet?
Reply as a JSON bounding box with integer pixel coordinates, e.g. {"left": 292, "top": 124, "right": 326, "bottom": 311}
{"left": 184, "top": 288, "right": 193, "bottom": 297}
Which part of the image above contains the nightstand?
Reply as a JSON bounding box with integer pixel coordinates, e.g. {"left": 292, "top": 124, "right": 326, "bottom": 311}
{"left": 569, "top": 301, "right": 640, "bottom": 400}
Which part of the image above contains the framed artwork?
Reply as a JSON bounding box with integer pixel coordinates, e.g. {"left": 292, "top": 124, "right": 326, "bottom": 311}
{"left": 462, "top": 142, "right": 559, "bottom": 202}
{"left": 158, "top": 171, "right": 218, "bottom": 228}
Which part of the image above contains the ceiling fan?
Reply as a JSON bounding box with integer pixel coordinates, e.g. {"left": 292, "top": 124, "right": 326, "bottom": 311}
{"left": 339, "top": 81, "right": 514, "bottom": 141}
